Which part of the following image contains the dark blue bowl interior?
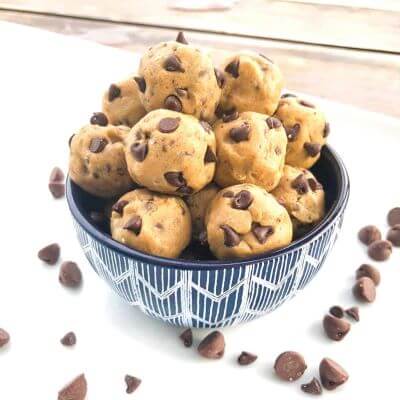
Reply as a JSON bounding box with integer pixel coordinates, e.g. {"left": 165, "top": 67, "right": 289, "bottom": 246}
{"left": 67, "top": 145, "right": 349, "bottom": 269}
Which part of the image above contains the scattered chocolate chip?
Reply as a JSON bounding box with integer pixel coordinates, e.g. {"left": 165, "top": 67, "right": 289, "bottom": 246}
{"left": 38, "top": 243, "right": 60, "bottom": 265}
{"left": 319, "top": 358, "right": 348, "bottom": 391}
{"left": 89, "top": 137, "right": 108, "bottom": 153}
{"left": 176, "top": 31, "right": 188, "bottom": 44}
{"left": 49, "top": 181, "right": 65, "bottom": 199}
{"left": 368, "top": 239, "right": 392, "bottom": 261}
{"left": 222, "top": 109, "right": 239, "bottom": 123}
{"left": 58, "top": 374, "right": 87, "bottom": 400}
{"left": 164, "top": 171, "right": 186, "bottom": 187}
{"left": 59, "top": 261, "right": 82, "bottom": 288}
{"left": 356, "top": 264, "right": 380, "bottom": 286}
{"left": 90, "top": 111, "right": 108, "bottom": 126}
{"left": 214, "top": 68, "right": 225, "bottom": 88}
{"left": 222, "top": 190, "right": 234, "bottom": 198}
{"left": 108, "top": 84, "right": 121, "bottom": 102}
{"left": 225, "top": 59, "right": 240, "bottom": 78}
{"left": 229, "top": 122, "right": 250, "bottom": 142}
{"left": 164, "top": 54, "right": 185, "bottom": 72}
{"left": 298, "top": 99, "right": 315, "bottom": 108}
{"left": 231, "top": 190, "right": 253, "bottom": 210}
{"left": 329, "top": 305, "right": 344, "bottom": 319}
{"left": 304, "top": 142, "right": 322, "bottom": 157}
{"left": 130, "top": 142, "right": 148, "bottom": 162}
{"left": 301, "top": 377, "right": 322, "bottom": 395}
{"left": 179, "top": 328, "right": 193, "bottom": 347}
{"left": 238, "top": 351, "right": 258, "bottom": 366}
{"left": 61, "top": 331, "right": 76, "bottom": 346}
{"left": 281, "top": 93, "right": 297, "bottom": 98}
{"left": 112, "top": 200, "right": 129, "bottom": 214}
{"left": 358, "top": 225, "right": 381, "bottom": 245}
{"left": 345, "top": 307, "right": 360, "bottom": 321}
{"left": 164, "top": 95, "right": 182, "bottom": 112}
{"left": 124, "top": 216, "right": 142, "bottom": 235}
{"left": 387, "top": 224, "right": 400, "bottom": 246}
{"left": 323, "top": 314, "right": 351, "bottom": 341}
{"left": 204, "top": 146, "right": 217, "bottom": 163}
{"left": 387, "top": 207, "right": 400, "bottom": 227}
{"left": 274, "top": 351, "right": 307, "bottom": 381}
{"left": 159, "top": 117, "right": 180, "bottom": 133}
{"left": 198, "top": 331, "right": 225, "bottom": 359}
{"left": 291, "top": 174, "right": 309, "bottom": 194}
{"left": 134, "top": 76, "right": 146, "bottom": 93}
{"left": 0, "top": 328, "right": 10, "bottom": 347}
{"left": 176, "top": 88, "right": 188, "bottom": 97}
{"left": 200, "top": 120, "right": 212, "bottom": 133}
{"left": 125, "top": 375, "right": 142, "bottom": 394}
{"left": 286, "top": 123, "right": 300, "bottom": 142}
{"left": 353, "top": 277, "right": 376, "bottom": 302}
{"left": 323, "top": 122, "right": 330, "bottom": 137}
{"left": 50, "top": 167, "right": 64, "bottom": 183}
{"left": 220, "top": 224, "right": 241, "bottom": 247}
{"left": 307, "top": 178, "right": 323, "bottom": 192}
{"left": 252, "top": 223, "right": 274, "bottom": 244}
{"left": 266, "top": 117, "right": 281, "bottom": 129}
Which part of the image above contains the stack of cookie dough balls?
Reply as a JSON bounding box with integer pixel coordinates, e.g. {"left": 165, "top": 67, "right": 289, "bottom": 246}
{"left": 68, "top": 31, "right": 330, "bottom": 261}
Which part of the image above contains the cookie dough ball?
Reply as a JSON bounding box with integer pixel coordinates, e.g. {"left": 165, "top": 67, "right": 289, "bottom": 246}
{"left": 125, "top": 109, "right": 216, "bottom": 196}
{"left": 218, "top": 52, "right": 283, "bottom": 116}
{"left": 206, "top": 184, "right": 293, "bottom": 259}
{"left": 213, "top": 112, "right": 287, "bottom": 191}
{"left": 272, "top": 165, "right": 325, "bottom": 234}
{"left": 186, "top": 183, "right": 219, "bottom": 243}
{"left": 69, "top": 124, "right": 133, "bottom": 198}
{"left": 135, "top": 33, "right": 221, "bottom": 121}
{"left": 102, "top": 79, "right": 146, "bottom": 127}
{"left": 111, "top": 189, "right": 191, "bottom": 258}
{"left": 274, "top": 95, "right": 329, "bottom": 169}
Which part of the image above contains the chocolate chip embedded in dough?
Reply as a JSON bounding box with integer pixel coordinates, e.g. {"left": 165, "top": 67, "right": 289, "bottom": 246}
{"left": 176, "top": 88, "right": 188, "bottom": 97}
{"left": 225, "top": 59, "right": 240, "bottom": 78}
{"left": 286, "top": 123, "right": 300, "bottom": 142}
{"left": 281, "top": 93, "right": 297, "bottom": 98}
{"left": 177, "top": 185, "right": 194, "bottom": 195}
{"left": 158, "top": 117, "right": 180, "bottom": 133}
{"left": 130, "top": 142, "right": 148, "bottom": 162}
{"left": 291, "top": 174, "right": 309, "bottom": 195}
{"left": 176, "top": 31, "right": 188, "bottom": 44}
{"left": 222, "top": 190, "right": 234, "bottom": 198}
{"left": 229, "top": 122, "right": 250, "bottom": 142}
{"left": 164, "top": 171, "right": 186, "bottom": 187}
{"left": 214, "top": 68, "right": 225, "bottom": 88}
{"left": 123, "top": 215, "right": 142, "bottom": 235}
{"left": 112, "top": 200, "right": 129, "bottom": 214}
{"left": 89, "top": 137, "right": 108, "bottom": 153}
{"left": 164, "top": 54, "right": 185, "bottom": 72}
{"left": 307, "top": 178, "right": 323, "bottom": 192}
{"left": 231, "top": 190, "right": 253, "bottom": 210}
{"left": 204, "top": 146, "right": 217, "bottom": 163}
{"left": 90, "top": 112, "right": 108, "bottom": 126}
{"left": 266, "top": 117, "right": 281, "bottom": 129}
{"left": 252, "top": 223, "right": 274, "bottom": 244}
{"left": 134, "top": 76, "right": 146, "bottom": 93}
{"left": 164, "top": 95, "right": 182, "bottom": 112}
{"left": 304, "top": 142, "right": 322, "bottom": 157}
{"left": 108, "top": 84, "right": 121, "bottom": 102}
{"left": 220, "top": 224, "right": 241, "bottom": 247}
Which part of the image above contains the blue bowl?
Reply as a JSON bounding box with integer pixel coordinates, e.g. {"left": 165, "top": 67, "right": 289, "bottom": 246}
{"left": 66, "top": 145, "right": 349, "bottom": 328}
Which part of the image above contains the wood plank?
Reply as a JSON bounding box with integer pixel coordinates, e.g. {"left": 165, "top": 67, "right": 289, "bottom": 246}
{"left": 0, "top": 0, "right": 399, "bottom": 52}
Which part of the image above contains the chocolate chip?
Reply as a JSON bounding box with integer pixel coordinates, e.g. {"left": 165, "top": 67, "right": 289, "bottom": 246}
{"left": 58, "top": 374, "right": 87, "bottom": 400}
{"left": 0, "top": 328, "right": 10, "bottom": 347}
{"left": 281, "top": 93, "right": 297, "bottom": 98}
{"left": 356, "top": 264, "right": 380, "bottom": 285}
{"left": 176, "top": 88, "right": 188, "bottom": 97}
{"left": 230, "top": 122, "right": 250, "bottom": 142}
{"left": 49, "top": 182, "right": 65, "bottom": 199}
{"left": 214, "top": 68, "right": 225, "bottom": 88}
{"left": 179, "top": 328, "right": 193, "bottom": 347}
{"left": 329, "top": 305, "right": 344, "bottom": 318}
{"left": 298, "top": 99, "right": 315, "bottom": 108}
{"left": 159, "top": 117, "right": 180, "bottom": 133}
{"left": 252, "top": 223, "right": 274, "bottom": 244}
{"left": 286, "top": 123, "right": 300, "bottom": 142}
{"left": 222, "top": 109, "right": 239, "bottom": 123}
{"left": 358, "top": 225, "right": 381, "bottom": 245}
{"left": 307, "top": 178, "right": 323, "bottom": 192}
{"left": 176, "top": 31, "right": 188, "bottom": 44}
{"left": 353, "top": 277, "right": 376, "bottom": 302}
{"left": 198, "top": 331, "right": 225, "bottom": 359}
{"left": 38, "top": 243, "right": 60, "bottom": 265}
{"left": 130, "top": 142, "right": 148, "bottom": 162}
{"left": 345, "top": 307, "right": 360, "bottom": 322}
{"left": 301, "top": 377, "right": 322, "bottom": 395}
{"left": 59, "top": 261, "right": 82, "bottom": 288}
{"left": 291, "top": 174, "right": 309, "bottom": 195}
{"left": 200, "top": 120, "right": 212, "bottom": 133}
{"left": 323, "top": 122, "right": 330, "bottom": 137}
{"left": 134, "top": 76, "right": 146, "bottom": 93}
{"left": 266, "top": 117, "right": 281, "bottom": 129}
{"left": 89, "top": 137, "right": 108, "bottom": 153}
{"left": 323, "top": 314, "right": 351, "bottom": 341}
{"left": 90, "top": 111, "right": 108, "bottom": 126}
{"left": 108, "top": 84, "right": 121, "bottom": 102}
{"left": 368, "top": 239, "right": 392, "bottom": 261}
{"left": 225, "top": 59, "right": 240, "bottom": 78}
{"left": 61, "top": 331, "right": 76, "bottom": 346}
{"left": 164, "top": 95, "right": 182, "bottom": 112}
{"left": 164, "top": 54, "right": 185, "bottom": 72}
{"left": 222, "top": 190, "right": 234, "bottom": 198}
{"left": 112, "top": 200, "right": 129, "bottom": 214}
{"left": 204, "top": 146, "right": 217, "bottom": 163}
{"left": 124, "top": 215, "right": 142, "bottom": 235}
{"left": 304, "top": 142, "right": 322, "bottom": 157}
{"left": 387, "top": 207, "right": 400, "bottom": 227}
{"left": 232, "top": 190, "right": 253, "bottom": 210}
{"left": 238, "top": 351, "right": 258, "bottom": 366}
{"left": 387, "top": 224, "right": 400, "bottom": 246}
{"left": 125, "top": 375, "right": 141, "bottom": 394}
{"left": 164, "top": 171, "right": 186, "bottom": 187}
{"left": 274, "top": 351, "right": 307, "bottom": 381}
{"left": 319, "top": 358, "right": 348, "bottom": 390}
{"left": 50, "top": 167, "right": 64, "bottom": 183}
{"left": 220, "top": 224, "right": 241, "bottom": 247}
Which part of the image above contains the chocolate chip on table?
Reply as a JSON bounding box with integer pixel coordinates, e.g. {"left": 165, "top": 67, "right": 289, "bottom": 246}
{"left": 387, "top": 225, "right": 400, "bottom": 246}
{"left": 229, "top": 122, "right": 250, "bottom": 142}
{"left": 164, "top": 54, "right": 185, "bottom": 72}
{"left": 125, "top": 375, "right": 142, "bottom": 394}
{"left": 266, "top": 117, "right": 281, "bottom": 129}
{"left": 164, "top": 95, "right": 183, "bottom": 112}
{"left": 356, "top": 264, "right": 380, "bottom": 286}
{"left": 198, "top": 331, "right": 225, "bottom": 359}
{"left": 130, "top": 142, "right": 148, "bottom": 162}
{"left": 231, "top": 190, "right": 253, "bottom": 210}
{"left": 323, "top": 122, "right": 330, "bottom": 137}
{"left": 319, "top": 358, "right": 348, "bottom": 391}
{"left": 179, "top": 328, "right": 193, "bottom": 348}
{"left": 176, "top": 31, "right": 188, "bottom": 44}
{"left": 0, "top": 328, "right": 10, "bottom": 348}
{"left": 345, "top": 307, "right": 360, "bottom": 322}
{"left": 112, "top": 200, "right": 129, "bottom": 214}
{"left": 90, "top": 112, "right": 108, "bottom": 126}
{"left": 291, "top": 174, "right": 309, "bottom": 195}
{"left": 220, "top": 225, "right": 241, "bottom": 247}
{"left": 222, "top": 190, "right": 234, "bottom": 198}
{"left": 38, "top": 243, "right": 60, "bottom": 265}
{"left": 89, "top": 137, "right": 108, "bottom": 153}
{"left": 225, "top": 58, "right": 240, "bottom": 78}
{"left": 200, "top": 120, "right": 212, "bottom": 133}
{"left": 58, "top": 374, "right": 87, "bottom": 400}
{"left": 164, "top": 171, "right": 186, "bottom": 187}
{"left": 204, "top": 146, "right": 217, "bottom": 163}
{"left": 286, "top": 123, "right": 300, "bottom": 142}
{"left": 388, "top": 207, "right": 400, "bottom": 227}
{"left": 61, "top": 331, "right": 77, "bottom": 347}
{"left": 329, "top": 305, "right": 344, "bottom": 319}
{"left": 134, "top": 76, "right": 146, "bottom": 93}
{"left": 214, "top": 68, "right": 225, "bottom": 88}
{"left": 301, "top": 377, "right": 322, "bottom": 395}
{"left": 159, "top": 117, "right": 180, "bottom": 133}
{"left": 368, "top": 239, "right": 392, "bottom": 261}
{"left": 323, "top": 314, "right": 351, "bottom": 341}
{"left": 353, "top": 277, "right": 376, "bottom": 303}
{"left": 358, "top": 225, "right": 381, "bottom": 245}
{"left": 108, "top": 83, "right": 121, "bottom": 102}
{"left": 49, "top": 181, "right": 65, "bottom": 199}
{"left": 252, "top": 223, "right": 274, "bottom": 244}
{"left": 304, "top": 142, "right": 322, "bottom": 157}
{"left": 222, "top": 109, "right": 239, "bottom": 123}
{"left": 298, "top": 99, "right": 315, "bottom": 108}
{"left": 274, "top": 351, "right": 307, "bottom": 381}
{"left": 50, "top": 167, "right": 65, "bottom": 183}
{"left": 124, "top": 216, "right": 142, "bottom": 235}
{"left": 59, "top": 261, "right": 82, "bottom": 288}
{"left": 238, "top": 351, "right": 258, "bottom": 366}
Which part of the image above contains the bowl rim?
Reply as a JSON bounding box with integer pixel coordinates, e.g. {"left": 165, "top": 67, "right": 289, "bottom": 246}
{"left": 66, "top": 145, "right": 350, "bottom": 271}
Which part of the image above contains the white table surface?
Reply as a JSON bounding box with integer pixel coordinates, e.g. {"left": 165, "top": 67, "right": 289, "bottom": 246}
{"left": 0, "top": 21, "right": 399, "bottom": 399}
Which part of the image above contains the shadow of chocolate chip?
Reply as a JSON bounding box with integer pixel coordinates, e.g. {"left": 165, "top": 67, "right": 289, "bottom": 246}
{"left": 108, "top": 84, "right": 121, "bottom": 102}
{"left": 229, "top": 123, "right": 250, "bottom": 142}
